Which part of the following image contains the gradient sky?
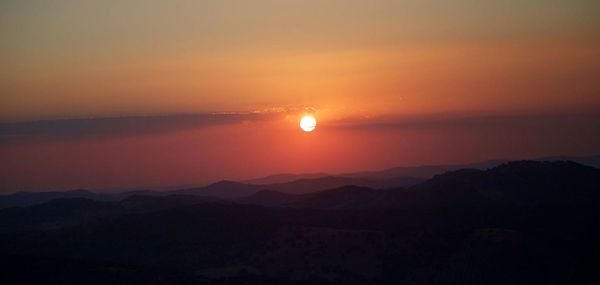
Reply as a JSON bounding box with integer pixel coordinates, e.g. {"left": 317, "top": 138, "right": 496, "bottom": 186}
{"left": 1, "top": 1, "right": 600, "bottom": 192}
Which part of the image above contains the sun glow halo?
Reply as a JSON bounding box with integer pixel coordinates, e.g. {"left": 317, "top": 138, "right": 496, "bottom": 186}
{"left": 300, "top": 115, "right": 317, "bottom": 132}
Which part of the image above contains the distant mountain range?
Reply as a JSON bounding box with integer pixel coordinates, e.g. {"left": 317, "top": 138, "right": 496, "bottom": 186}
{"left": 175, "top": 175, "right": 424, "bottom": 199}
{"left": 243, "top": 172, "right": 330, "bottom": 184}
{"left": 247, "top": 154, "right": 600, "bottom": 183}
{"left": 0, "top": 171, "right": 422, "bottom": 208}
{"left": 1, "top": 155, "right": 598, "bottom": 209}
{"left": 239, "top": 160, "right": 600, "bottom": 209}
{"left": 2, "top": 160, "right": 599, "bottom": 233}
{"left": 0, "top": 189, "right": 165, "bottom": 209}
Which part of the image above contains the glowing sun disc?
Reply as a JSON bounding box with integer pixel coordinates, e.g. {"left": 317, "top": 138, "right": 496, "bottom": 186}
{"left": 300, "top": 115, "right": 317, "bottom": 132}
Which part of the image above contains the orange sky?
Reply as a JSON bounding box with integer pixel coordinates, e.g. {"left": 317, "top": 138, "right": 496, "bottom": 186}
{"left": 2, "top": 0, "right": 600, "bottom": 121}
{"left": 1, "top": 1, "right": 600, "bottom": 191}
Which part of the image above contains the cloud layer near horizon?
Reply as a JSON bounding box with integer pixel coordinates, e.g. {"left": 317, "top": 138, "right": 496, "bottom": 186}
{"left": 1, "top": 111, "right": 599, "bottom": 193}
{"left": 2, "top": 111, "right": 599, "bottom": 142}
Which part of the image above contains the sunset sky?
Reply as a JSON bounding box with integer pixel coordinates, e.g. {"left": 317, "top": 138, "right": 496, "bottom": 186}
{"left": 1, "top": 0, "right": 600, "bottom": 192}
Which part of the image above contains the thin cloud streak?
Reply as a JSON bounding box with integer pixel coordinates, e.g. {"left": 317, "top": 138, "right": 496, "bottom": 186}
{"left": 0, "top": 113, "right": 266, "bottom": 144}
{"left": 328, "top": 112, "right": 600, "bottom": 132}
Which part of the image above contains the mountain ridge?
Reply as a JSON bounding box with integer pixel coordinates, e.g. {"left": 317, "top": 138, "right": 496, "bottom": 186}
{"left": 2, "top": 155, "right": 598, "bottom": 208}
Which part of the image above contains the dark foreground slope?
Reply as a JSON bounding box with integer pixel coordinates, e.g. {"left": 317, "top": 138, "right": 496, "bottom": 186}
{"left": 0, "top": 194, "right": 223, "bottom": 233}
{"left": 1, "top": 161, "right": 599, "bottom": 285}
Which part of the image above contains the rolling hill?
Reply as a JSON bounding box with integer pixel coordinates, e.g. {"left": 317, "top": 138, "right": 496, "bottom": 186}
{"left": 1, "top": 160, "right": 599, "bottom": 284}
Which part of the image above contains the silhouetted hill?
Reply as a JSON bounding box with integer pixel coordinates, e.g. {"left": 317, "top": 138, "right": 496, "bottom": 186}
{"left": 0, "top": 189, "right": 103, "bottom": 209}
{"left": 0, "top": 198, "right": 123, "bottom": 233}
{"left": 3, "top": 194, "right": 598, "bottom": 284}
{"left": 407, "top": 160, "right": 600, "bottom": 208}
{"left": 261, "top": 176, "right": 413, "bottom": 194}
{"left": 0, "top": 204, "right": 294, "bottom": 271}
{"left": 0, "top": 189, "right": 166, "bottom": 209}
{"left": 0, "top": 194, "right": 223, "bottom": 233}
{"left": 5, "top": 156, "right": 596, "bottom": 209}
{"left": 538, "top": 154, "right": 600, "bottom": 168}
{"left": 174, "top": 180, "right": 261, "bottom": 198}
{"left": 239, "top": 186, "right": 391, "bottom": 209}
{"left": 2, "top": 160, "right": 600, "bottom": 284}
{"left": 341, "top": 160, "right": 508, "bottom": 179}
{"left": 118, "top": 194, "right": 225, "bottom": 212}
{"left": 237, "top": 190, "right": 303, "bottom": 207}
{"left": 238, "top": 161, "right": 600, "bottom": 210}
{"left": 285, "top": 186, "right": 381, "bottom": 209}
{"left": 243, "top": 173, "right": 330, "bottom": 184}
{"left": 174, "top": 176, "right": 422, "bottom": 199}
{"left": 243, "top": 155, "right": 599, "bottom": 183}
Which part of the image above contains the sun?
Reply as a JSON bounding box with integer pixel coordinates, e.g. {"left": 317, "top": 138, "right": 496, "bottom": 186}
{"left": 300, "top": 115, "right": 317, "bottom": 132}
